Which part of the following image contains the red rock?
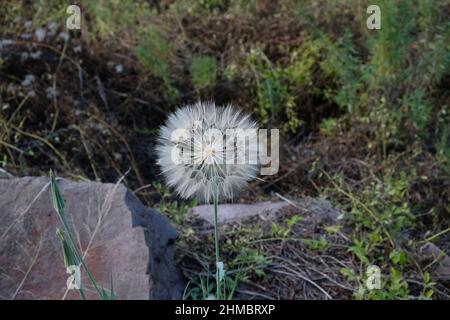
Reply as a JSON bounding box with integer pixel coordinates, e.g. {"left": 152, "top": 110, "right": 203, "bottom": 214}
{"left": 0, "top": 176, "right": 183, "bottom": 300}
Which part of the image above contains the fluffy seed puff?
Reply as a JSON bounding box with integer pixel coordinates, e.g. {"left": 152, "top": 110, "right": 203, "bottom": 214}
{"left": 156, "top": 102, "right": 260, "bottom": 203}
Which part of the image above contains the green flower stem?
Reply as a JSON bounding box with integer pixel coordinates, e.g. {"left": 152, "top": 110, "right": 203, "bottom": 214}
{"left": 213, "top": 194, "right": 221, "bottom": 299}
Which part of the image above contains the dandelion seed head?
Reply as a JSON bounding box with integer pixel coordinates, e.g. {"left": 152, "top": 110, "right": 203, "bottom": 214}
{"left": 156, "top": 102, "right": 259, "bottom": 203}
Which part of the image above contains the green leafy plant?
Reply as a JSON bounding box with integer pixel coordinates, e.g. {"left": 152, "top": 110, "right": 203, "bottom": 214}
{"left": 319, "top": 118, "right": 337, "bottom": 137}
{"left": 50, "top": 170, "right": 114, "bottom": 300}
{"left": 153, "top": 181, "right": 197, "bottom": 225}
{"left": 302, "top": 236, "right": 329, "bottom": 251}
{"left": 271, "top": 215, "right": 303, "bottom": 238}
{"left": 183, "top": 266, "right": 241, "bottom": 300}
{"left": 197, "top": 0, "right": 227, "bottom": 12}
{"left": 246, "top": 48, "right": 302, "bottom": 133}
{"left": 136, "top": 26, "right": 179, "bottom": 102}
{"left": 190, "top": 55, "right": 218, "bottom": 90}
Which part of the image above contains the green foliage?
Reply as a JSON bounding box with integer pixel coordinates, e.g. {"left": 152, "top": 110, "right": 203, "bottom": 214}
{"left": 1, "top": 0, "right": 67, "bottom": 34}
{"left": 50, "top": 170, "right": 114, "bottom": 300}
{"left": 247, "top": 48, "right": 284, "bottom": 125}
{"left": 84, "top": 1, "right": 180, "bottom": 102}
{"left": 340, "top": 170, "right": 415, "bottom": 244}
{"left": 183, "top": 272, "right": 214, "bottom": 300}
{"left": 320, "top": 32, "right": 363, "bottom": 115}
{"left": 363, "top": 268, "right": 410, "bottom": 300}
{"left": 319, "top": 118, "right": 337, "bottom": 137}
{"left": 153, "top": 180, "right": 270, "bottom": 300}
{"left": 190, "top": 55, "right": 218, "bottom": 90}
{"left": 341, "top": 266, "right": 412, "bottom": 300}
{"left": 233, "top": 247, "right": 269, "bottom": 278}
{"left": 347, "top": 239, "right": 370, "bottom": 265}
{"left": 295, "top": 1, "right": 450, "bottom": 156}
{"left": 136, "top": 27, "right": 179, "bottom": 102}
{"left": 367, "top": 0, "right": 416, "bottom": 86}
{"left": 419, "top": 272, "right": 436, "bottom": 300}
{"left": 85, "top": 0, "right": 151, "bottom": 38}
{"left": 342, "top": 265, "right": 436, "bottom": 300}
{"left": 197, "top": 0, "right": 227, "bottom": 11}
{"left": 402, "top": 89, "right": 433, "bottom": 140}
{"left": 389, "top": 249, "right": 409, "bottom": 266}
{"left": 246, "top": 48, "right": 303, "bottom": 133}
{"left": 285, "top": 37, "right": 321, "bottom": 88}
{"left": 271, "top": 214, "right": 303, "bottom": 238}
{"left": 325, "top": 168, "right": 430, "bottom": 299}
{"left": 183, "top": 270, "right": 241, "bottom": 300}
{"left": 153, "top": 181, "right": 196, "bottom": 225}
{"left": 302, "top": 236, "right": 329, "bottom": 251}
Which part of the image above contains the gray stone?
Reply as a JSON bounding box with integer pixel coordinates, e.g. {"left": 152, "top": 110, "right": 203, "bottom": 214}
{"left": 0, "top": 168, "right": 14, "bottom": 179}
{"left": 192, "top": 197, "right": 340, "bottom": 225}
{"left": 0, "top": 176, "right": 184, "bottom": 300}
{"left": 420, "top": 243, "right": 450, "bottom": 281}
{"left": 192, "top": 201, "right": 288, "bottom": 225}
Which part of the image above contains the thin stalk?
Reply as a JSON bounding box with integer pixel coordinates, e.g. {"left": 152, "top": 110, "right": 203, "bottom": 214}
{"left": 213, "top": 194, "right": 221, "bottom": 299}
{"left": 50, "top": 171, "right": 104, "bottom": 298}
{"left": 421, "top": 227, "right": 450, "bottom": 243}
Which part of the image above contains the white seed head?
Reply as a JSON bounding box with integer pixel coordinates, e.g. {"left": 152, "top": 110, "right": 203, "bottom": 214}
{"left": 156, "top": 102, "right": 259, "bottom": 203}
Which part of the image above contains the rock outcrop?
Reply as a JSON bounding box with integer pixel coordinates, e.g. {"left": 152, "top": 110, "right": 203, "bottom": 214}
{"left": 0, "top": 176, "right": 184, "bottom": 300}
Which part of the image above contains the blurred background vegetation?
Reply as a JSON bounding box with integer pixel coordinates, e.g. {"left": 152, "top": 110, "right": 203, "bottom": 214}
{"left": 0, "top": 0, "right": 449, "bottom": 299}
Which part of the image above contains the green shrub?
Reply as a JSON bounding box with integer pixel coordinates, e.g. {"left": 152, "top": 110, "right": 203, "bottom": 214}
{"left": 246, "top": 47, "right": 303, "bottom": 133}
{"left": 190, "top": 55, "right": 218, "bottom": 90}
{"left": 135, "top": 26, "right": 179, "bottom": 102}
